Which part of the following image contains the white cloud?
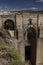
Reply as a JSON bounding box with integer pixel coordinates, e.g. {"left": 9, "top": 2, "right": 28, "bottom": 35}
{"left": 17, "top": 7, "right": 39, "bottom": 11}
{"left": 30, "top": 7, "right": 39, "bottom": 10}
{"left": 36, "top": 0, "right": 43, "bottom": 2}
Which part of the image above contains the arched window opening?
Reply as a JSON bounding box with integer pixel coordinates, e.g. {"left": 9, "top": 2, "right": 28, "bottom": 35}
{"left": 4, "top": 19, "right": 15, "bottom": 30}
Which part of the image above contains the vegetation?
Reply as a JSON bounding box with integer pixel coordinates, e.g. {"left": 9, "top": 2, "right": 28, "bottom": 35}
{"left": 0, "top": 28, "right": 24, "bottom": 65}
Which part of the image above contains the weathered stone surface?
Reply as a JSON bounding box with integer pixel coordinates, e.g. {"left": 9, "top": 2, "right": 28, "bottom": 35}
{"left": 0, "top": 10, "right": 43, "bottom": 64}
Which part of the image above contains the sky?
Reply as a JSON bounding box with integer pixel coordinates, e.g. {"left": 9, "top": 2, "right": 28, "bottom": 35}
{"left": 0, "top": 0, "right": 43, "bottom": 10}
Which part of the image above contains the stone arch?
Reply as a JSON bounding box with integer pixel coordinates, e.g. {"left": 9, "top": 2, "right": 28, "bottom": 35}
{"left": 24, "top": 24, "right": 37, "bottom": 41}
{"left": 27, "top": 27, "right": 37, "bottom": 41}
{"left": 4, "top": 19, "right": 15, "bottom": 30}
{"left": 27, "top": 27, "right": 37, "bottom": 65}
{"left": 25, "top": 25, "right": 37, "bottom": 65}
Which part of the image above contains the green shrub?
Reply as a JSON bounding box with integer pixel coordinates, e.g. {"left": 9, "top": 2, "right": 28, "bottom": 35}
{"left": 0, "top": 28, "right": 24, "bottom": 65}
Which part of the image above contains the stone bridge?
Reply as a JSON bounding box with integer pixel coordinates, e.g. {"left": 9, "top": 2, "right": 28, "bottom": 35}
{"left": 0, "top": 10, "right": 43, "bottom": 65}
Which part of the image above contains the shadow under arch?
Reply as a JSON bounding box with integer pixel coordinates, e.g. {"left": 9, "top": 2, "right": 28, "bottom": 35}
{"left": 27, "top": 26, "right": 37, "bottom": 42}
{"left": 25, "top": 26, "right": 37, "bottom": 65}
{"left": 4, "top": 19, "right": 15, "bottom": 30}
{"left": 28, "top": 27, "right": 37, "bottom": 65}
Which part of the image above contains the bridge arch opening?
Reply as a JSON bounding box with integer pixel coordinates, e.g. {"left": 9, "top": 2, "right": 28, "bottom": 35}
{"left": 27, "top": 27, "right": 36, "bottom": 42}
{"left": 4, "top": 19, "right": 15, "bottom": 30}
{"left": 25, "top": 26, "right": 37, "bottom": 65}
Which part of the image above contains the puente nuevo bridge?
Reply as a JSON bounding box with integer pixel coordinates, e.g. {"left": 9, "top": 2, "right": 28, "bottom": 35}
{"left": 0, "top": 10, "right": 43, "bottom": 65}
